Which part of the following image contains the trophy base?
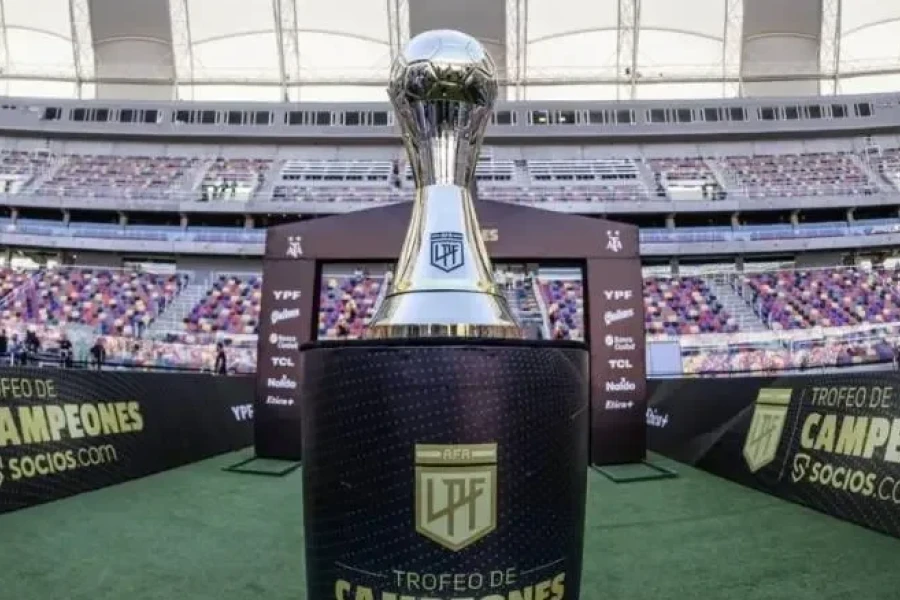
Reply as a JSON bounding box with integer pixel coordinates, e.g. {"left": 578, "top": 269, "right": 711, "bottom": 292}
{"left": 299, "top": 338, "right": 589, "bottom": 600}
{"left": 365, "top": 290, "right": 521, "bottom": 339}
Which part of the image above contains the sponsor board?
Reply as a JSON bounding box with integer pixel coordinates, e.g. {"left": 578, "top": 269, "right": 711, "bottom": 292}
{"left": 605, "top": 400, "right": 633, "bottom": 411}
{"left": 647, "top": 374, "right": 900, "bottom": 539}
{"left": 0, "top": 370, "right": 253, "bottom": 514}
{"left": 270, "top": 308, "right": 300, "bottom": 325}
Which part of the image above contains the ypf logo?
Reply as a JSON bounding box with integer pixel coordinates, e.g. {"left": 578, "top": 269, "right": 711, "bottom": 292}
{"left": 273, "top": 290, "right": 301, "bottom": 302}
{"left": 415, "top": 443, "right": 497, "bottom": 551}
{"left": 743, "top": 388, "right": 792, "bottom": 473}
{"left": 604, "top": 290, "right": 632, "bottom": 301}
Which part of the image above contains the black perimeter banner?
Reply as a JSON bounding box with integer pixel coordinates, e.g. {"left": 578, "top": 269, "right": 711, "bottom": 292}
{"left": 0, "top": 368, "right": 254, "bottom": 514}
{"left": 300, "top": 340, "right": 589, "bottom": 600}
{"left": 647, "top": 372, "right": 900, "bottom": 538}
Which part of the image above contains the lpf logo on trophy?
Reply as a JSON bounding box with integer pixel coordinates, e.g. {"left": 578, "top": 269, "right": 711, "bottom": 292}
{"left": 365, "top": 29, "right": 521, "bottom": 340}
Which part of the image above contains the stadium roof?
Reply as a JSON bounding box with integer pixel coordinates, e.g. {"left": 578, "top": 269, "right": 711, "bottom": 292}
{"left": 5, "top": 0, "right": 900, "bottom": 102}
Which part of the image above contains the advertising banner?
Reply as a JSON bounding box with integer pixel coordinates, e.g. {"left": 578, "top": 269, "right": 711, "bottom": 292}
{"left": 0, "top": 368, "right": 254, "bottom": 514}
{"left": 300, "top": 341, "right": 590, "bottom": 600}
{"left": 586, "top": 254, "right": 647, "bottom": 465}
{"left": 647, "top": 373, "right": 900, "bottom": 538}
{"left": 253, "top": 259, "right": 315, "bottom": 460}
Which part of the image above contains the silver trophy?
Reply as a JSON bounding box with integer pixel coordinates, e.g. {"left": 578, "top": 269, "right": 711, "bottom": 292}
{"left": 366, "top": 30, "right": 522, "bottom": 339}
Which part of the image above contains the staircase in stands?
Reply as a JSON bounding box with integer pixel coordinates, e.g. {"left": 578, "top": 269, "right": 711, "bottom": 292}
{"left": 145, "top": 272, "right": 212, "bottom": 337}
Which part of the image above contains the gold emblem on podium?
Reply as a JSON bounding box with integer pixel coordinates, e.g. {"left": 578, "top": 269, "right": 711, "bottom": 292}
{"left": 743, "top": 388, "right": 792, "bottom": 473}
{"left": 414, "top": 443, "right": 497, "bottom": 551}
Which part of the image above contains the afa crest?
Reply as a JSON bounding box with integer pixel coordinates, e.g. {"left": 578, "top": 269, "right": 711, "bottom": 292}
{"left": 743, "top": 388, "right": 792, "bottom": 473}
{"left": 414, "top": 444, "right": 497, "bottom": 551}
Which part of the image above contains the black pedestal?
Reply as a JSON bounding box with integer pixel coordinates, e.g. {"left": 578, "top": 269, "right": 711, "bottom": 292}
{"left": 299, "top": 339, "right": 589, "bottom": 600}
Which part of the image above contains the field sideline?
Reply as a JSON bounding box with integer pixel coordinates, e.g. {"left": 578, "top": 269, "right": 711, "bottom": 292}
{"left": 1, "top": 452, "right": 898, "bottom": 600}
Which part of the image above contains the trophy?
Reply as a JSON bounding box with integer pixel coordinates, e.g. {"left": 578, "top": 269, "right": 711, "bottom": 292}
{"left": 366, "top": 30, "right": 522, "bottom": 339}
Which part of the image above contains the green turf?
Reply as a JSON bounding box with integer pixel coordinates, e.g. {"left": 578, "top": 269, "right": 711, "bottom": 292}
{"left": 1, "top": 451, "right": 898, "bottom": 600}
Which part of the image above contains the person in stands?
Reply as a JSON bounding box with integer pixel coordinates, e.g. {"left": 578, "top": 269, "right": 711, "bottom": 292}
{"left": 0, "top": 329, "right": 8, "bottom": 360}
{"left": 24, "top": 328, "right": 40, "bottom": 365}
{"left": 58, "top": 332, "right": 73, "bottom": 369}
{"left": 8, "top": 334, "right": 23, "bottom": 366}
{"left": 89, "top": 338, "right": 106, "bottom": 371}
{"left": 215, "top": 342, "right": 227, "bottom": 375}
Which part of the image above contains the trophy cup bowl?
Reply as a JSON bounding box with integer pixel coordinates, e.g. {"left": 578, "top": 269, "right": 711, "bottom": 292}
{"left": 365, "top": 29, "right": 522, "bottom": 339}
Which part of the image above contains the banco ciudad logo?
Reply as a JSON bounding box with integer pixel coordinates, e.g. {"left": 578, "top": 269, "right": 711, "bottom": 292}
{"left": 414, "top": 444, "right": 497, "bottom": 551}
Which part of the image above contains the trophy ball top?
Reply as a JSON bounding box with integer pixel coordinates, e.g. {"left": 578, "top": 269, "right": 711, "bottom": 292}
{"left": 389, "top": 29, "right": 498, "bottom": 109}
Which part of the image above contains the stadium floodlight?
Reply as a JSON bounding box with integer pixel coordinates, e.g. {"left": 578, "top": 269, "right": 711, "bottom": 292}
{"left": 365, "top": 29, "right": 522, "bottom": 339}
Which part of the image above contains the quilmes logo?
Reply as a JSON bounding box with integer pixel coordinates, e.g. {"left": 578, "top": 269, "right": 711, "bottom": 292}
{"left": 430, "top": 232, "right": 465, "bottom": 273}
{"left": 415, "top": 444, "right": 497, "bottom": 552}
{"left": 604, "top": 308, "right": 634, "bottom": 326}
{"left": 605, "top": 378, "right": 636, "bottom": 392}
{"left": 606, "top": 230, "right": 623, "bottom": 253}
{"left": 604, "top": 290, "right": 633, "bottom": 301}
{"left": 231, "top": 404, "right": 254, "bottom": 422}
{"left": 273, "top": 290, "right": 302, "bottom": 302}
{"left": 286, "top": 235, "right": 303, "bottom": 258}
{"left": 605, "top": 334, "right": 636, "bottom": 351}
{"left": 266, "top": 396, "right": 294, "bottom": 406}
{"left": 608, "top": 358, "right": 633, "bottom": 370}
{"left": 270, "top": 356, "right": 295, "bottom": 368}
{"left": 268, "top": 333, "right": 299, "bottom": 350}
{"left": 743, "top": 388, "right": 792, "bottom": 473}
{"left": 267, "top": 375, "right": 297, "bottom": 390}
{"left": 270, "top": 308, "right": 300, "bottom": 325}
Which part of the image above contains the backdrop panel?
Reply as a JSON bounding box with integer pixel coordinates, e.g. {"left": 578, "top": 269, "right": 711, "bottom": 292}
{"left": 0, "top": 369, "right": 254, "bottom": 514}
{"left": 259, "top": 200, "right": 645, "bottom": 465}
{"left": 586, "top": 257, "right": 647, "bottom": 465}
{"left": 647, "top": 373, "right": 900, "bottom": 538}
{"left": 254, "top": 258, "right": 315, "bottom": 460}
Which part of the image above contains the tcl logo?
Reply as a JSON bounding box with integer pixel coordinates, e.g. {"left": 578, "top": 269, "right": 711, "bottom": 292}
{"left": 273, "top": 290, "right": 302, "bottom": 301}
{"left": 608, "top": 359, "right": 633, "bottom": 370}
{"left": 604, "top": 290, "right": 632, "bottom": 301}
{"left": 271, "top": 356, "right": 295, "bottom": 368}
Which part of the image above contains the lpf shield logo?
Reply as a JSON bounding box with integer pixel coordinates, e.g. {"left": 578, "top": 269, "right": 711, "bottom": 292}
{"left": 429, "top": 232, "right": 465, "bottom": 273}
{"left": 415, "top": 444, "right": 497, "bottom": 551}
{"left": 743, "top": 388, "right": 792, "bottom": 473}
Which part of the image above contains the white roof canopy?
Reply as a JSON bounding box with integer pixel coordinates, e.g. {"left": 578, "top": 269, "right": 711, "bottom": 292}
{"left": 2, "top": 0, "right": 899, "bottom": 101}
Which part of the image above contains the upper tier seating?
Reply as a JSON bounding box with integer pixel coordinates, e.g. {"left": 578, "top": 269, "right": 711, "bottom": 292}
{"left": 200, "top": 157, "right": 273, "bottom": 201}
{"left": 646, "top": 157, "right": 724, "bottom": 200}
{"left": 274, "top": 159, "right": 397, "bottom": 202}
{"left": 721, "top": 153, "right": 877, "bottom": 198}
{"left": 0, "top": 268, "right": 185, "bottom": 335}
{"left": 185, "top": 274, "right": 261, "bottom": 335}
{"left": 644, "top": 276, "right": 738, "bottom": 334}
{"left": 743, "top": 267, "right": 900, "bottom": 330}
{"left": 0, "top": 150, "right": 54, "bottom": 193}
{"left": 317, "top": 273, "right": 383, "bottom": 339}
{"left": 39, "top": 154, "right": 200, "bottom": 198}
{"left": 538, "top": 279, "right": 585, "bottom": 340}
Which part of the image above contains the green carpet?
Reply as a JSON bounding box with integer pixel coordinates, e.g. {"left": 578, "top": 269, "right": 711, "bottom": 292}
{"left": 1, "top": 452, "right": 897, "bottom": 600}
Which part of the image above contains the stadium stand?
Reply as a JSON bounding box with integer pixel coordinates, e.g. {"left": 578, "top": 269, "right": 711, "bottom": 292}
{"left": 184, "top": 274, "right": 261, "bottom": 335}
{"left": 38, "top": 154, "right": 201, "bottom": 199}
{"left": 317, "top": 272, "right": 385, "bottom": 339}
